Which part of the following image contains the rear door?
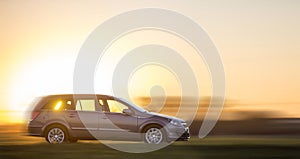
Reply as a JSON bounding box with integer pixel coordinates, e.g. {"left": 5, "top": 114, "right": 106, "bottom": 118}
{"left": 65, "top": 98, "right": 99, "bottom": 138}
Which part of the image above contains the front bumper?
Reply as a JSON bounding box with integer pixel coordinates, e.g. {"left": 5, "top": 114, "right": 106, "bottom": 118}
{"left": 166, "top": 126, "right": 190, "bottom": 141}
{"left": 176, "top": 127, "right": 190, "bottom": 141}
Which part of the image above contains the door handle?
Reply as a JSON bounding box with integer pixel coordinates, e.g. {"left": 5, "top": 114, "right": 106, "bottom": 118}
{"left": 68, "top": 114, "right": 77, "bottom": 118}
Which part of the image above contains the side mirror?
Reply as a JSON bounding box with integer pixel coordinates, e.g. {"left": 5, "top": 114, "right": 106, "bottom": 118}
{"left": 123, "top": 109, "right": 133, "bottom": 115}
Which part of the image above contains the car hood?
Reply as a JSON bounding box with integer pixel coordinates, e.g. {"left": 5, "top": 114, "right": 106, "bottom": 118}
{"left": 146, "top": 111, "right": 186, "bottom": 122}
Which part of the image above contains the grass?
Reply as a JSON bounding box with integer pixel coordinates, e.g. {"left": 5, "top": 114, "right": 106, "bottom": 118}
{"left": 1, "top": 136, "right": 300, "bottom": 159}
{"left": 1, "top": 124, "right": 300, "bottom": 158}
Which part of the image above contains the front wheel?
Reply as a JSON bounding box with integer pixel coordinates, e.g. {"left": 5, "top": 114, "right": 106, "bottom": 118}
{"left": 45, "top": 125, "right": 68, "bottom": 144}
{"left": 144, "top": 126, "right": 166, "bottom": 144}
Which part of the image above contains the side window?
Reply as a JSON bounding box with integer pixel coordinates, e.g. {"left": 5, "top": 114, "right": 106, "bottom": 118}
{"left": 42, "top": 100, "right": 60, "bottom": 110}
{"left": 75, "top": 99, "right": 96, "bottom": 111}
{"left": 65, "top": 100, "right": 74, "bottom": 110}
{"left": 107, "top": 100, "right": 128, "bottom": 113}
{"left": 42, "top": 99, "right": 73, "bottom": 110}
{"left": 98, "top": 99, "right": 104, "bottom": 106}
{"left": 99, "top": 99, "right": 110, "bottom": 112}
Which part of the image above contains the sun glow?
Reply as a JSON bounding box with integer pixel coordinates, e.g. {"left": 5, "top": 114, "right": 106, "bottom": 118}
{"left": 7, "top": 46, "right": 77, "bottom": 123}
{"left": 1, "top": 1, "right": 300, "bottom": 124}
{"left": 54, "top": 101, "right": 62, "bottom": 110}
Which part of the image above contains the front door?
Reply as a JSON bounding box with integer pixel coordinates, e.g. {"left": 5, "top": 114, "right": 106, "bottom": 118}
{"left": 97, "top": 98, "right": 139, "bottom": 140}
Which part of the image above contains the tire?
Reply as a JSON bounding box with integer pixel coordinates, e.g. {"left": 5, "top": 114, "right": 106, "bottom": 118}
{"left": 45, "top": 125, "right": 69, "bottom": 144}
{"left": 143, "top": 125, "right": 166, "bottom": 144}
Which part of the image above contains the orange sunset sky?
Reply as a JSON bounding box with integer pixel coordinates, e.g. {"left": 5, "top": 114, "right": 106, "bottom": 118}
{"left": 0, "top": 0, "right": 299, "bottom": 123}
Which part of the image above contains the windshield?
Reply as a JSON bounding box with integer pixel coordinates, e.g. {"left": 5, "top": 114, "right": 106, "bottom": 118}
{"left": 118, "top": 98, "right": 147, "bottom": 113}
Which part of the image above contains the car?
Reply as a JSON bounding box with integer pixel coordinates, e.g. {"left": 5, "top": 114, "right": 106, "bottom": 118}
{"left": 27, "top": 94, "right": 190, "bottom": 144}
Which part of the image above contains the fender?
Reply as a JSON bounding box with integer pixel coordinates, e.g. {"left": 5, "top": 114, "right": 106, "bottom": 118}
{"left": 42, "top": 119, "right": 71, "bottom": 136}
{"left": 138, "top": 117, "right": 168, "bottom": 133}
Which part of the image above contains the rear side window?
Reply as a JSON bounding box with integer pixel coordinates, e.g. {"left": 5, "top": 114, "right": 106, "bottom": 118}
{"left": 42, "top": 99, "right": 74, "bottom": 110}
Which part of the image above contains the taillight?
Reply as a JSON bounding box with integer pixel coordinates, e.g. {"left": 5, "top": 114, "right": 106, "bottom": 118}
{"left": 31, "top": 111, "right": 40, "bottom": 121}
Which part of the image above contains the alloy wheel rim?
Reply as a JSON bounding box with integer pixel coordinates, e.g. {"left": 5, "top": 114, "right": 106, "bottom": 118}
{"left": 145, "top": 128, "right": 163, "bottom": 144}
{"left": 48, "top": 128, "right": 65, "bottom": 144}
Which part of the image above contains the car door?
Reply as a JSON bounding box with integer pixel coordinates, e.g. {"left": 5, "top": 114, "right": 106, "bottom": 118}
{"left": 65, "top": 98, "right": 99, "bottom": 138}
{"left": 97, "top": 98, "right": 139, "bottom": 140}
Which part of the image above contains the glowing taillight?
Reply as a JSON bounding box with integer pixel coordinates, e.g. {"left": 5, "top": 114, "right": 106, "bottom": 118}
{"left": 31, "top": 111, "right": 40, "bottom": 121}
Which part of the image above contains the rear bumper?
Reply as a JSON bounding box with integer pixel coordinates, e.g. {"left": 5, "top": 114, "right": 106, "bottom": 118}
{"left": 27, "top": 124, "right": 43, "bottom": 136}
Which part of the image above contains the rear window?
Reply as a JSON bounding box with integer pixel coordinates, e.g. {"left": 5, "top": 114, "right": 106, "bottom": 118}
{"left": 27, "top": 97, "right": 43, "bottom": 111}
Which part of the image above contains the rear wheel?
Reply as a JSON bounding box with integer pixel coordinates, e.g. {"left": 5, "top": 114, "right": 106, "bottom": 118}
{"left": 144, "top": 125, "right": 166, "bottom": 144}
{"left": 45, "top": 125, "right": 68, "bottom": 144}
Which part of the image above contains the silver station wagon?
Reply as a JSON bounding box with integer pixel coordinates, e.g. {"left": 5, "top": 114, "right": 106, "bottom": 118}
{"left": 28, "top": 94, "right": 190, "bottom": 144}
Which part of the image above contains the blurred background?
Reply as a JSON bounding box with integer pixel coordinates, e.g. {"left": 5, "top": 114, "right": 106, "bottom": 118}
{"left": 0, "top": 0, "right": 300, "bottom": 141}
{"left": 1, "top": 1, "right": 300, "bottom": 158}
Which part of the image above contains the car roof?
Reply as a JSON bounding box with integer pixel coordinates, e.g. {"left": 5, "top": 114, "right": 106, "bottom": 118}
{"left": 40, "top": 94, "right": 116, "bottom": 99}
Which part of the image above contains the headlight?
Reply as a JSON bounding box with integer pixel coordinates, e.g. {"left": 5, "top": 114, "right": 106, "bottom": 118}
{"left": 170, "top": 120, "right": 183, "bottom": 127}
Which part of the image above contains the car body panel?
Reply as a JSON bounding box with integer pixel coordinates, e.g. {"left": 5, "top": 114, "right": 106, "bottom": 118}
{"left": 27, "top": 94, "right": 190, "bottom": 142}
